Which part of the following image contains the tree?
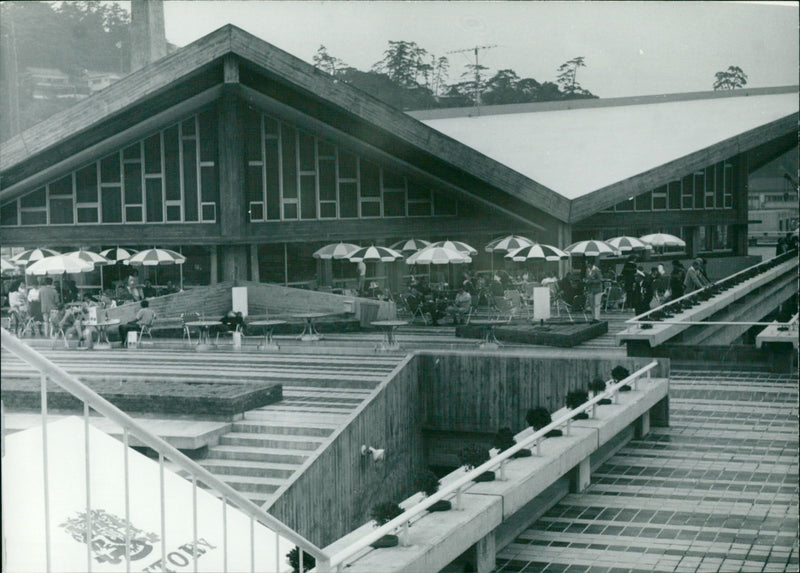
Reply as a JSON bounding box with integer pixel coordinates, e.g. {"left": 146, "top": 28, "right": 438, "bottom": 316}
{"left": 459, "top": 61, "right": 490, "bottom": 105}
{"left": 312, "top": 45, "right": 346, "bottom": 77}
{"left": 430, "top": 56, "right": 450, "bottom": 97}
{"left": 713, "top": 66, "right": 748, "bottom": 90}
{"left": 557, "top": 56, "right": 587, "bottom": 96}
{"left": 372, "top": 40, "right": 428, "bottom": 89}
{"left": 482, "top": 69, "right": 521, "bottom": 105}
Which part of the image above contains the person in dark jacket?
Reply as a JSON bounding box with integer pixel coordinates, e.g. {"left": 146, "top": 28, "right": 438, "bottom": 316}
{"left": 631, "top": 273, "right": 647, "bottom": 316}
{"left": 620, "top": 256, "right": 638, "bottom": 309}
{"left": 668, "top": 259, "right": 685, "bottom": 300}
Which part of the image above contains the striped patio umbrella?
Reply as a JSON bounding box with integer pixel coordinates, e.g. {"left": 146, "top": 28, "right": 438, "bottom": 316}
{"left": 565, "top": 240, "right": 620, "bottom": 257}
{"left": 428, "top": 240, "right": 477, "bottom": 255}
{"left": 64, "top": 249, "right": 111, "bottom": 267}
{"left": 98, "top": 247, "right": 139, "bottom": 263}
{"left": 406, "top": 245, "right": 471, "bottom": 265}
{"left": 639, "top": 233, "right": 686, "bottom": 248}
{"left": 9, "top": 248, "right": 60, "bottom": 266}
{"left": 313, "top": 242, "right": 361, "bottom": 260}
{"left": 605, "top": 236, "right": 652, "bottom": 253}
{"left": 126, "top": 248, "right": 186, "bottom": 266}
{"left": 25, "top": 255, "right": 93, "bottom": 276}
{"left": 346, "top": 245, "right": 404, "bottom": 263}
{"left": 485, "top": 235, "right": 535, "bottom": 253}
{"left": 505, "top": 243, "right": 569, "bottom": 262}
{"left": 389, "top": 238, "right": 431, "bottom": 253}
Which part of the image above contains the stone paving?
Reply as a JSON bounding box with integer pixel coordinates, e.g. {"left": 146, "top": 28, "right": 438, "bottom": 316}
{"left": 495, "top": 369, "right": 799, "bottom": 573}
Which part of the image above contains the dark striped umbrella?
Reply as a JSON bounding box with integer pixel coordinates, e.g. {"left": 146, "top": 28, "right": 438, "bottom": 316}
{"left": 505, "top": 243, "right": 569, "bottom": 262}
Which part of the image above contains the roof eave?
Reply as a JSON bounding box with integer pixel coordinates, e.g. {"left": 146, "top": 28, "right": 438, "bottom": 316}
{"left": 569, "top": 112, "right": 799, "bottom": 223}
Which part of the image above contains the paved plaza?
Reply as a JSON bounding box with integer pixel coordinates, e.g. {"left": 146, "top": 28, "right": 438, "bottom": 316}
{"left": 495, "top": 369, "right": 799, "bottom": 573}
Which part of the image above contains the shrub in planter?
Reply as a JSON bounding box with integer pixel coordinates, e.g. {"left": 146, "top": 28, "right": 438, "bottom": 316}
{"left": 566, "top": 389, "right": 590, "bottom": 419}
{"left": 590, "top": 377, "right": 612, "bottom": 405}
{"left": 370, "top": 502, "right": 403, "bottom": 548}
{"left": 611, "top": 365, "right": 631, "bottom": 392}
{"left": 492, "top": 427, "right": 532, "bottom": 458}
{"left": 414, "top": 469, "right": 451, "bottom": 512}
{"left": 286, "top": 547, "right": 315, "bottom": 573}
{"left": 525, "top": 407, "right": 562, "bottom": 437}
{"left": 458, "top": 443, "right": 495, "bottom": 482}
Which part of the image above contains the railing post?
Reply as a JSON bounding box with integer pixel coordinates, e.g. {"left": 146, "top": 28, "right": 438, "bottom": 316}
{"left": 535, "top": 438, "right": 541, "bottom": 457}
{"left": 455, "top": 486, "right": 463, "bottom": 510}
{"left": 40, "top": 373, "right": 52, "bottom": 573}
{"left": 499, "top": 459, "right": 506, "bottom": 481}
{"left": 591, "top": 404, "right": 596, "bottom": 419}
{"left": 566, "top": 418, "right": 571, "bottom": 436}
{"left": 401, "top": 521, "right": 410, "bottom": 546}
{"left": 314, "top": 557, "right": 332, "bottom": 572}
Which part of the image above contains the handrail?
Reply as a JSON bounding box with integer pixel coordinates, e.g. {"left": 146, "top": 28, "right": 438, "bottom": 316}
{"left": 0, "top": 327, "right": 330, "bottom": 567}
{"left": 327, "top": 360, "right": 660, "bottom": 570}
{"left": 628, "top": 250, "right": 798, "bottom": 325}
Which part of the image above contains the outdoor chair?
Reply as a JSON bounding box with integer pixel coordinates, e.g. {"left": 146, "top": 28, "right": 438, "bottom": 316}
{"left": 403, "top": 294, "right": 429, "bottom": 325}
{"left": 491, "top": 295, "right": 515, "bottom": 323}
{"left": 553, "top": 287, "right": 589, "bottom": 323}
{"left": 504, "top": 289, "right": 530, "bottom": 320}
{"left": 181, "top": 312, "right": 201, "bottom": 344}
{"left": 603, "top": 284, "right": 626, "bottom": 312}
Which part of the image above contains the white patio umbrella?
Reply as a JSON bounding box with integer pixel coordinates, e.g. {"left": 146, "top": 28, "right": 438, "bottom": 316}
{"left": 346, "top": 245, "right": 404, "bottom": 263}
{"left": 639, "top": 233, "right": 686, "bottom": 248}
{"left": 389, "top": 238, "right": 431, "bottom": 253}
{"left": 313, "top": 242, "right": 361, "bottom": 260}
{"left": 25, "top": 255, "right": 93, "bottom": 276}
{"left": 485, "top": 235, "right": 535, "bottom": 253}
{"left": 428, "top": 240, "right": 477, "bottom": 255}
{"left": 505, "top": 243, "right": 569, "bottom": 262}
{"left": 565, "top": 240, "right": 620, "bottom": 257}
{"left": 9, "top": 247, "right": 60, "bottom": 266}
{"left": 605, "top": 236, "right": 652, "bottom": 253}
{"left": 2, "top": 257, "right": 19, "bottom": 274}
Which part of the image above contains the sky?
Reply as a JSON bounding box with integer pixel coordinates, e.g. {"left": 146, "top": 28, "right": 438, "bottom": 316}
{"left": 150, "top": 1, "right": 800, "bottom": 98}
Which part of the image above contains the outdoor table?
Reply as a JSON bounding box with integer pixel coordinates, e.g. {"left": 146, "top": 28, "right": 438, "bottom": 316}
{"left": 185, "top": 320, "right": 221, "bottom": 348}
{"left": 249, "top": 319, "right": 287, "bottom": 351}
{"left": 88, "top": 318, "right": 120, "bottom": 348}
{"left": 291, "top": 312, "right": 328, "bottom": 341}
{"left": 371, "top": 320, "right": 408, "bottom": 351}
{"left": 469, "top": 319, "right": 505, "bottom": 349}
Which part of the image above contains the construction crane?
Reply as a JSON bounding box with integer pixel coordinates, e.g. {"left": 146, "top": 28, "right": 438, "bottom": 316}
{"left": 446, "top": 44, "right": 497, "bottom": 106}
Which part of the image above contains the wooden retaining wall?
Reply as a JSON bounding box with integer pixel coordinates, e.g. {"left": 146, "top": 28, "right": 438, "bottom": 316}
{"left": 267, "top": 355, "right": 425, "bottom": 548}
{"left": 105, "top": 282, "right": 234, "bottom": 324}
{"left": 418, "top": 351, "right": 669, "bottom": 433}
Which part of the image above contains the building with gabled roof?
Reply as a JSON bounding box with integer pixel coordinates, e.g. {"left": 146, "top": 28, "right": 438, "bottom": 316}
{"left": 1, "top": 24, "right": 797, "bottom": 288}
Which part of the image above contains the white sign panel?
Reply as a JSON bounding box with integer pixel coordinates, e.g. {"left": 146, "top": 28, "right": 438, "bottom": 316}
{"left": 2, "top": 417, "right": 293, "bottom": 572}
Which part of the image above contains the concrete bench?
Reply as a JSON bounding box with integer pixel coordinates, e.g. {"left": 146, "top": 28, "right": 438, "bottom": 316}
{"left": 325, "top": 376, "right": 669, "bottom": 573}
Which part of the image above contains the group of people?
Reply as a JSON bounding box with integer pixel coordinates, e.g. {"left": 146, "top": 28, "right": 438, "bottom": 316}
{"left": 775, "top": 231, "right": 799, "bottom": 256}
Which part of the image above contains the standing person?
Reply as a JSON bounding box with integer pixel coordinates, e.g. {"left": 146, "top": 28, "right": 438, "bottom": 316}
{"left": 683, "top": 258, "right": 709, "bottom": 294}
{"left": 642, "top": 267, "right": 659, "bottom": 309}
{"left": 8, "top": 282, "right": 28, "bottom": 335}
{"left": 38, "top": 277, "right": 61, "bottom": 337}
{"left": 357, "top": 261, "right": 366, "bottom": 294}
{"left": 620, "top": 256, "right": 637, "bottom": 310}
{"left": 668, "top": 259, "right": 686, "bottom": 301}
{"left": 26, "top": 281, "right": 42, "bottom": 336}
{"left": 585, "top": 259, "right": 604, "bottom": 320}
{"left": 630, "top": 273, "right": 646, "bottom": 316}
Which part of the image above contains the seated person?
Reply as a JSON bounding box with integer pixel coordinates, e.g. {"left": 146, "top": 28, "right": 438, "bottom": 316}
{"left": 58, "top": 303, "right": 96, "bottom": 349}
{"left": 164, "top": 280, "right": 178, "bottom": 294}
{"left": 126, "top": 274, "right": 143, "bottom": 301}
{"left": 118, "top": 300, "right": 156, "bottom": 347}
{"left": 490, "top": 275, "right": 505, "bottom": 298}
{"left": 422, "top": 293, "right": 447, "bottom": 326}
{"left": 142, "top": 280, "right": 157, "bottom": 299}
{"left": 219, "top": 310, "right": 246, "bottom": 334}
{"left": 446, "top": 288, "right": 472, "bottom": 325}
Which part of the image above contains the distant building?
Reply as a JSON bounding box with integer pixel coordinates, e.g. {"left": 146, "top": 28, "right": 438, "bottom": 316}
{"left": 82, "top": 70, "right": 124, "bottom": 95}
{"left": 21, "top": 67, "right": 76, "bottom": 100}
{"left": 747, "top": 152, "right": 799, "bottom": 243}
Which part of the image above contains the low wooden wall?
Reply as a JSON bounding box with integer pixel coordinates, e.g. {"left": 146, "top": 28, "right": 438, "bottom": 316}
{"left": 418, "top": 351, "right": 669, "bottom": 433}
{"left": 105, "top": 282, "right": 234, "bottom": 324}
{"left": 267, "top": 355, "right": 425, "bottom": 548}
{"left": 243, "top": 280, "right": 396, "bottom": 321}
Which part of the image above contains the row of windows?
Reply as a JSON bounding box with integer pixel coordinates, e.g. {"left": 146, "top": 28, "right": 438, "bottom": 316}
{"left": 577, "top": 224, "right": 733, "bottom": 252}
{"left": 603, "top": 161, "right": 736, "bottom": 213}
{"left": 1, "top": 113, "right": 218, "bottom": 227}
{"left": 242, "top": 106, "right": 458, "bottom": 221}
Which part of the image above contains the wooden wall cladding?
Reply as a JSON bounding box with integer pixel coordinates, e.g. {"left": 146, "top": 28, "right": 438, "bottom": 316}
{"left": 267, "top": 355, "right": 425, "bottom": 548}
{"left": 417, "top": 352, "right": 668, "bottom": 432}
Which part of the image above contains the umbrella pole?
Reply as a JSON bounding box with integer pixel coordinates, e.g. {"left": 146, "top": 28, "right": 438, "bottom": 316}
{"left": 284, "top": 243, "right": 288, "bottom": 287}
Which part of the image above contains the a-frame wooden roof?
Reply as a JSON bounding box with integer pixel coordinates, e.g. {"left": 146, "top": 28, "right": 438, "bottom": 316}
{"left": 0, "top": 25, "right": 567, "bottom": 225}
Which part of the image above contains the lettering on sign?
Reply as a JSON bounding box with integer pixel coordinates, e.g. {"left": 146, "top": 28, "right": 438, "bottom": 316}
{"left": 60, "top": 509, "right": 160, "bottom": 565}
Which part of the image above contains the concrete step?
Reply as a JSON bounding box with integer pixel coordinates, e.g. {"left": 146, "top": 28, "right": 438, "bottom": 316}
{"left": 231, "top": 421, "right": 335, "bottom": 437}
{"left": 243, "top": 410, "right": 348, "bottom": 424}
{"left": 256, "top": 405, "right": 356, "bottom": 415}
{"left": 219, "top": 432, "right": 325, "bottom": 451}
{"left": 200, "top": 459, "right": 300, "bottom": 479}
{"left": 216, "top": 474, "right": 285, "bottom": 494}
{"left": 204, "top": 445, "right": 310, "bottom": 464}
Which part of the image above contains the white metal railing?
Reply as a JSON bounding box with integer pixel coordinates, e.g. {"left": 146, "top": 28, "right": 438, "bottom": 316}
{"left": 628, "top": 251, "right": 798, "bottom": 326}
{"left": 0, "top": 328, "right": 329, "bottom": 573}
{"left": 327, "top": 360, "right": 660, "bottom": 571}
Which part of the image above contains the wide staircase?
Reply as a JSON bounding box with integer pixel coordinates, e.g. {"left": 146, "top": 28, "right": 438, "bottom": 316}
{"left": 0, "top": 349, "right": 404, "bottom": 508}
{"left": 494, "top": 368, "right": 799, "bottom": 573}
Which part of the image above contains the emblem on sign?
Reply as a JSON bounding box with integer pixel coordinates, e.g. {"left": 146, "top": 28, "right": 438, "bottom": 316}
{"left": 60, "top": 509, "right": 160, "bottom": 564}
